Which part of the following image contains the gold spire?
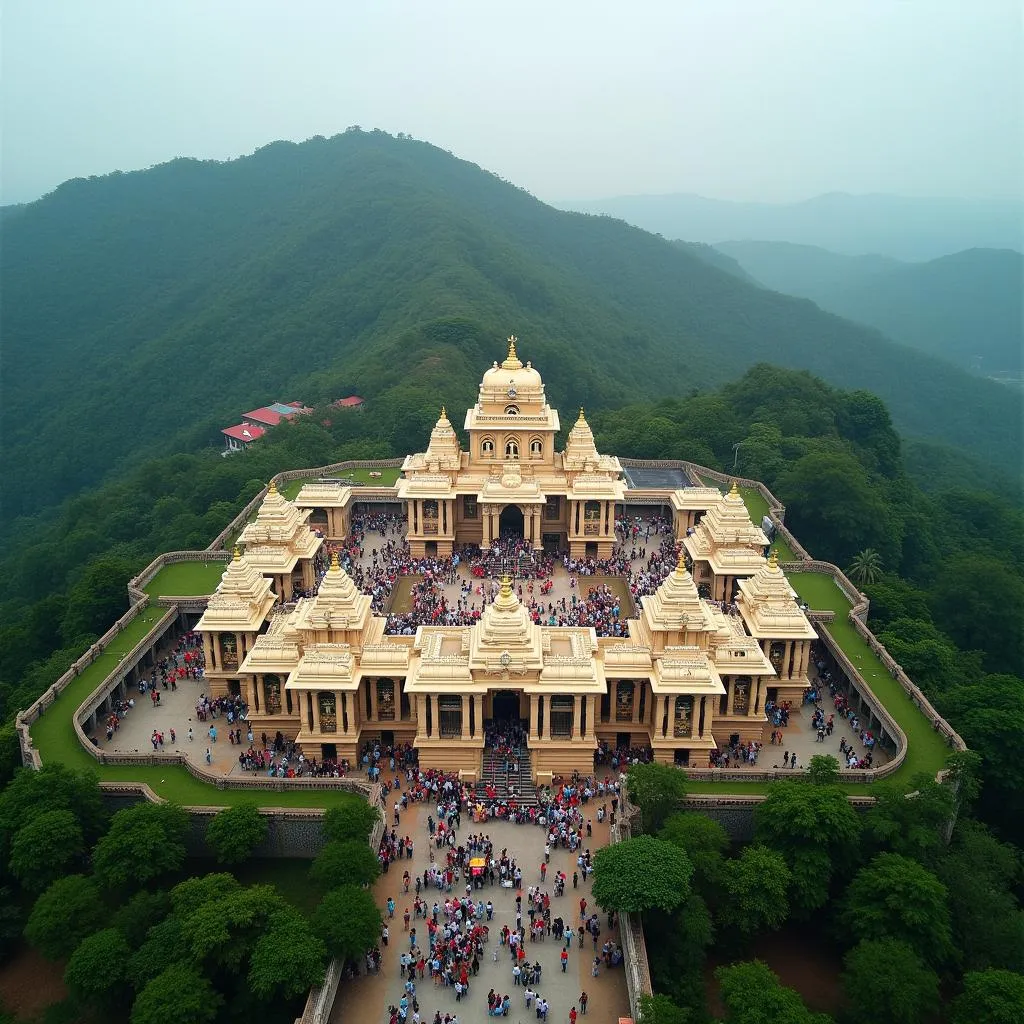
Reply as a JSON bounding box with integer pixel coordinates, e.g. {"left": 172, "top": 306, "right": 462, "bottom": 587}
{"left": 440, "top": 405, "right": 447, "bottom": 418}
{"left": 728, "top": 480, "right": 739, "bottom": 497}
{"left": 268, "top": 479, "right": 278, "bottom": 495}
{"left": 330, "top": 550, "right": 341, "bottom": 570}
{"left": 507, "top": 335, "right": 517, "bottom": 361}
{"left": 767, "top": 549, "right": 779, "bottom": 570}
{"left": 499, "top": 574, "right": 513, "bottom": 597}
{"left": 675, "top": 548, "right": 688, "bottom": 576}
{"left": 233, "top": 545, "right": 241, "bottom": 561}
{"left": 577, "top": 407, "right": 586, "bottom": 423}
{"left": 501, "top": 335, "right": 523, "bottom": 370}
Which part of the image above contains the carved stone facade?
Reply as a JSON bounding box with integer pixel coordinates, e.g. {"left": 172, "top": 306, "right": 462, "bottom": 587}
{"left": 196, "top": 342, "right": 818, "bottom": 780}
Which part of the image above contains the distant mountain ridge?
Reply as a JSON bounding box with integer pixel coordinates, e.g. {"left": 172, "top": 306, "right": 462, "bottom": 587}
{"left": 559, "top": 191, "right": 1024, "bottom": 261}
{"left": 711, "top": 241, "right": 1023, "bottom": 377}
{"left": 2, "top": 130, "right": 1021, "bottom": 524}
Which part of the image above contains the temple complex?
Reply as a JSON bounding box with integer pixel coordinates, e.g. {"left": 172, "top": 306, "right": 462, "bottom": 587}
{"left": 196, "top": 339, "right": 817, "bottom": 782}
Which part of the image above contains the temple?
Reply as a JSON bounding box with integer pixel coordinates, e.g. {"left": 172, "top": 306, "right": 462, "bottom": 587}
{"left": 196, "top": 338, "right": 817, "bottom": 782}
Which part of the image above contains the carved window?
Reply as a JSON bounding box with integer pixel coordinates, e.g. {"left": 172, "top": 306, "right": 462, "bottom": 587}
{"left": 264, "top": 674, "right": 282, "bottom": 715}
{"left": 505, "top": 405, "right": 520, "bottom": 416}
{"left": 769, "top": 642, "right": 786, "bottom": 672}
{"left": 615, "top": 681, "right": 635, "bottom": 722}
{"left": 318, "top": 693, "right": 337, "bottom": 733}
{"left": 377, "top": 679, "right": 396, "bottom": 721}
{"left": 438, "top": 695, "right": 463, "bottom": 738}
{"left": 220, "top": 634, "right": 238, "bottom": 670}
{"left": 733, "top": 677, "right": 751, "bottom": 715}
{"left": 530, "top": 436, "right": 543, "bottom": 457}
{"left": 544, "top": 496, "right": 560, "bottom": 521}
{"left": 481, "top": 438, "right": 495, "bottom": 458}
{"left": 673, "top": 696, "right": 694, "bottom": 738}
{"left": 423, "top": 499, "right": 439, "bottom": 536}
{"left": 505, "top": 439, "right": 519, "bottom": 460}
{"left": 463, "top": 496, "right": 478, "bottom": 519}
{"left": 550, "top": 696, "right": 574, "bottom": 737}
{"left": 584, "top": 500, "right": 601, "bottom": 536}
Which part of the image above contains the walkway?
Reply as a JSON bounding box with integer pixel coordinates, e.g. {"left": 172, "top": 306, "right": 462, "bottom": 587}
{"left": 330, "top": 802, "right": 631, "bottom": 1024}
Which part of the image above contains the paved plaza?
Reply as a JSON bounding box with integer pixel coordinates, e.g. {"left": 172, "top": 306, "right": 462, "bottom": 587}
{"left": 329, "top": 803, "right": 632, "bottom": 1024}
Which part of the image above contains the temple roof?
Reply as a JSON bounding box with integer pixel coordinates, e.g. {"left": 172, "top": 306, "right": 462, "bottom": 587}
{"left": 467, "top": 576, "right": 544, "bottom": 672}
{"left": 683, "top": 481, "right": 768, "bottom": 576}
{"left": 466, "top": 337, "right": 560, "bottom": 432}
{"left": 562, "top": 408, "right": 624, "bottom": 485}
{"left": 196, "top": 547, "right": 278, "bottom": 632}
{"left": 293, "top": 479, "right": 354, "bottom": 509}
{"left": 736, "top": 551, "right": 817, "bottom": 640}
{"left": 238, "top": 481, "right": 323, "bottom": 570}
{"left": 291, "top": 552, "right": 372, "bottom": 634}
{"left": 400, "top": 407, "right": 463, "bottom": 481}
{"left": 639, "top": 552, "right": 716, "bottom": 634}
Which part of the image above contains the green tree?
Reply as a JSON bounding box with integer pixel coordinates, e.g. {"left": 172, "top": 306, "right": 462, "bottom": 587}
{"left": 950, "top": 969, "right": 1024, "bottom": 1024}
{"left": 8, "top": 808, "right": 84, "bottom": 892}
{"left": 311, "top": 885, "right": 381, "bottom": 963}
{"left": 716, "top": 960, "right": 832, "bottom": 1024}
{"left": 24, "top": 874, "right": 105, "bottom": 960}
{"left": 310, "top": 839, "right": 381, "bottom": 889}
{"left": 130, "top": 962, "right": 221, "bottom": 1024}
{"left": 205, "top": 802, "right": 268, "bottom": 864}
{"left": 183, "top": 884, "right": 288, "bottom": 972}
{"left": 64, "top": 928, "right": 132, "bottom": 1009}
{"left": 861, "top": 775, "right": 955, "bottom": 866}
{"left": 805, "top": 754, "right": 840, "bottom": 786}
{"left": 322, "top": 799, "right": 381, "bottom": 843}
{"left": 248, "top": 905, "right": 327, "bottom": 1000}
{"left": 659, "top": 811, "right": 728, "bottom": 901}
{"left": 625, "top": 761, "right": 687, "bottom": 833}
{"left": 719, "top": 845, "right": 790, "bottom": 934}
{"left": 592, "top": 835, "right": 693, "bottom": 914}
{"left": 839, "top": 853, "right": 953, "bottom": 966}
{"left": 754, "top": 781, "right": 860, "bottom": 912}
{"left": 127, "top": 918, "right": 190, "bottom": 990}
{"left": 0, "top": 764, "right": 106, "bottom": 858}
{"left": 112, "top": 890, "right": 172, "bottom": 948}
{"left": 637, "top": 992, "right": 691, "bottom": 1024}
{"left": 847, "top": 548, "right": 883, "bottom": 585}
{"left": 93, "top": 802, "right": 189, "bottom": 890}
{"left": 841, "top": 938, "right": 939, "bottom": 1024}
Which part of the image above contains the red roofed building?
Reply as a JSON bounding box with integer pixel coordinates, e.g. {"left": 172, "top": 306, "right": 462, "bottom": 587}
{"left": 333, "top": 396, "right": 365, "bottom": 410}
{"left": 243, "top": 401, "right": 311, "bottom": 429}
{"left": 222, "top": 423, "right": 265, "bottom": 453}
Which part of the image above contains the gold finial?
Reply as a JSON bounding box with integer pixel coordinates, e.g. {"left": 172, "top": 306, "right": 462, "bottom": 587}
{"left": 507, "top": 335, "right": 517, "bottom": 360}
{"left": 499, "top": 574, "right": 513, "bottom": 597}
{"left": 675, "top": 548, "right": 688, "bottom": 575}
{"left": 577, "top": 406, "right": 586, "bottom": 423}
{"left": 728, "top": 480, "right": 739, "bottom": 497}
{"left": 768, "top": 549, "right": 779, "bottom": 570}
{"left": 268, "top": 480, "right": 278, "bottom": 494}
{"left": 440, "top": 405, "right": 447, "bottom": 419}
{"left": 233, "top": 545, "right": 241, "bottom": 561}
{"left": 330, "top": 551, "right": 341, "bottom": 570}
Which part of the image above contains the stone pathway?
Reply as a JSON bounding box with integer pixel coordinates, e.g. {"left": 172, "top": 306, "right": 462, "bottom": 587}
{"left": 329, "top": 802, "right": 632, "bottom": 1024}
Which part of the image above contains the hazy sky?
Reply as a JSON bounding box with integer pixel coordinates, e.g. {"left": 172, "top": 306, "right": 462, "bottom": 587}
{"left": 3, "top": 0, "right": 1022, "bottom": 205}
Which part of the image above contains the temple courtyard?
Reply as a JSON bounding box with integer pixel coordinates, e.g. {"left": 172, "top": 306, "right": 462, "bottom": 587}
{"left": 329, "top": 802, "right": 632, "bottom": 1024}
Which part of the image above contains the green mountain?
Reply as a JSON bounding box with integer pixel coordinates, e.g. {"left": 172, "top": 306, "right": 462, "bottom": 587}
{"left": 715, "top": 241, "right": 1024, "bottom": 376}
{"left": 559, "top": 191, "right": 1024, "bottom": 260}
{"left": 3, "top": 130, "right": 1021, "bottom": 527}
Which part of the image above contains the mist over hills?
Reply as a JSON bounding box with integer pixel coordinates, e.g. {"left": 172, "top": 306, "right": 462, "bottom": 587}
{"left": 3, "top": 129, "right": 1021, "bottom": 525}
{"left": 560, "top": 191, "right": 1024, "bottom": 261}
{"left": 712, "top": 241, "right": 1023, "bottom": 377}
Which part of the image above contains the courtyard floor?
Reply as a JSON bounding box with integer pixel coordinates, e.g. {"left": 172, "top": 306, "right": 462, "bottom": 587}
{"left": 329, "top": 802, "right": 632, "bottom": 1024}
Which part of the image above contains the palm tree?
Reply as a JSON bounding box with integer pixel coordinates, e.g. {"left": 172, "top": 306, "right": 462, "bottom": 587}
{"left": 848, "top": 548, "right": 883, "bottom": 585}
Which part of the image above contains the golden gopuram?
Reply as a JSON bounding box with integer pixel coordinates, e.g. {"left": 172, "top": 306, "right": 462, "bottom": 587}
{"left": 196, "top": 339, "right": 817, "bottom": 783}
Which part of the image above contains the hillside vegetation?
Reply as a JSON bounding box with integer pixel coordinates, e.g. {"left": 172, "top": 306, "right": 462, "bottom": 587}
{"left": 3, "top": 130, "right": 1021, "bottom": 527}
{"left": 715, "top": 241, "right": 1023, "bottom": 376}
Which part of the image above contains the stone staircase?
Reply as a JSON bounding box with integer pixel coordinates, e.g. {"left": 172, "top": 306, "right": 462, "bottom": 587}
{"left": 475, "top": 745, "right": 540, "bottom": 807}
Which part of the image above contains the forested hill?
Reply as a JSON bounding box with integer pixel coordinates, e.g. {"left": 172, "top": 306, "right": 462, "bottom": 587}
{"left": 3, "top": 129, "right": 1021, "bottom": 524}
{"left": 713, "top": 241, "right": 1024, "bottom": 377}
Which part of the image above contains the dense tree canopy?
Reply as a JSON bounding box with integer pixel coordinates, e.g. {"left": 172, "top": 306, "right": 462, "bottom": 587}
{"left": 311, "top": 885, "right": 382, "bottom": 963}
{"left": 92, "top": 802, "right": 189, "bottom": 890}
{"left": 625, "top": 762, "right": 688, "bottom": 833}
{"left": 841, "top": 938, "right": 939, "bottom": 1024}
{"left": 204, "top": 802, "right": 268, "bottom": 864}
{"left": 592, "top": 835, "right": 693, "bottom": 914}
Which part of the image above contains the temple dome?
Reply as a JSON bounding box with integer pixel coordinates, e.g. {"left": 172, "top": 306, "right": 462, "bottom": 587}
{"left": 480, "top": 336, "right": 543, "bottom": 392}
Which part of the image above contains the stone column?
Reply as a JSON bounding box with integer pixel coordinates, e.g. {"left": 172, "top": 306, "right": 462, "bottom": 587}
{"left": 368, "top": 680, "right": 378, "bottom": 722}
{"left": 461, "top": 696, "right": 470, "bottom": 738}
{"left": 204, "top": 633, "right": 216, "bottom": 672}
{"left": 311, "top": 692, "right": 321, "bottom": 733}
{"left": 340, "top": 693, "right": 349, "bottom": 734}
{"left": 751, "top": 679, "right": 761, "bottom": 716}
{"left": 530, "top": 695, "right": 540, "bottom": 741}
{"left": 425, "top": 695, "right": 433, "bottom": 738}
{"left": 245, "top": 679, "right": 256, "bottom": 711}
{"left": 631, "top": 684, "right": 641, "bottom": 725}
{"left": 542, "top": 696, "right": 551, "bottom": 740}
{"left": 662, "top": 695, "right": 671, "bottom": 738}
{"left": 783, "top": 641, "right": 794, "bottom": 680}
{"left": 575, "top": 696, "right": 584, "bottom": 738}
{"left": 699, "top": 695, "right": 707, "bottom": 738}
{"left": 726, "top": 679, "right": 736, "bottom": 715}
{"left": 800, "top": 643, "right": 811, "bottom": 678}
{"left": 474, "top": 695, "right": 484, "bottom": 738}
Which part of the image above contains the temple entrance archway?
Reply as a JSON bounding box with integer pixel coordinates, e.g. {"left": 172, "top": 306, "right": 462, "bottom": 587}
{"left": 499, "top": 504, "right": 524, "bottom": 539}
{"left": 491, "top": 690, "right": 521, "bottom": 722}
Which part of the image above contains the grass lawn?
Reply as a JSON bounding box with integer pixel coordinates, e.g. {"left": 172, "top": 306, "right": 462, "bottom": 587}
{"left": 282, "top": 466, "right": 402, "bottom": 500}
{"left": 143, "top": 560, "right": 226, "bottom": 597}
{"left": 788, "top": 571, "right": 952, "bottom": 783}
